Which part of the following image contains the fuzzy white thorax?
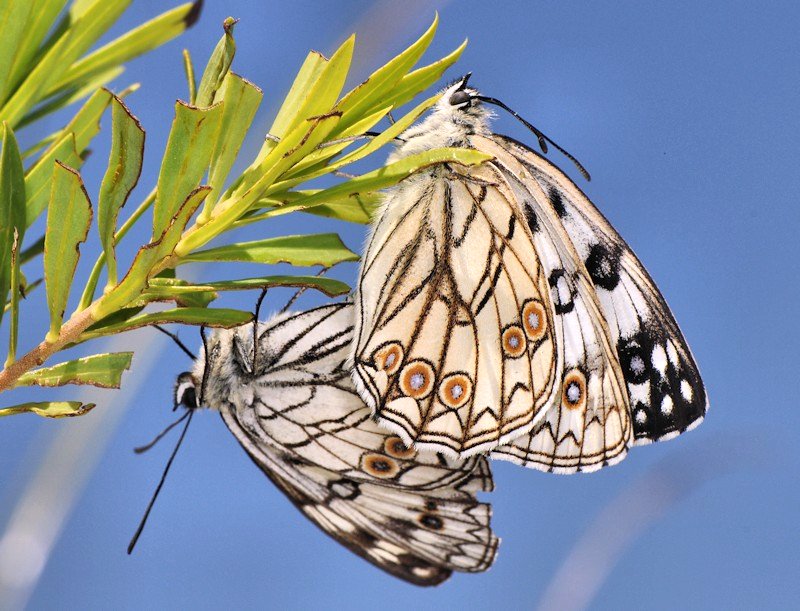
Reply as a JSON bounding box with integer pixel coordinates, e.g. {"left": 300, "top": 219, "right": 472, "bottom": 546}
{"left": 387, "top": 80, "right": 493, "bottom": 163}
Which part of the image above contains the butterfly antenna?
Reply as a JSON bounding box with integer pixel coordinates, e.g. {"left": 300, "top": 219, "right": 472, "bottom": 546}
{"left": 475, "top": 95, "right": 591, "bottom": 181}
{"left": 127, "top": 408, "right": 195, "bottom": 554}
{"left": 252, "top": 287, "right": 269, "bottom": 373}
{"left": 153, "top": 324, "right": 195, "bottom": 360}
{"left": 133, "top": 410, "right": 191, "bottom": 454}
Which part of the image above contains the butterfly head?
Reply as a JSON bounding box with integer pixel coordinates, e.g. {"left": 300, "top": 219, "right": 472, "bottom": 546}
{"left": 174, "top": 371, "right": 200, "bottom": 410}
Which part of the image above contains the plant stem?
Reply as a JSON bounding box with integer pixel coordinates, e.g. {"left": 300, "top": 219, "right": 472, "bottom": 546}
{"left": 0, "top": 307, "right": 96, "bottom": 393}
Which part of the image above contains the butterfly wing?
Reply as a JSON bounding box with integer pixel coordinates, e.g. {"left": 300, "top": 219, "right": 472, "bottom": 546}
{"left": 352, "top": 170, "right": 562, "bottom": 458}
{"left": 211, "top": 303, "right": 498, "bottom": 585}
{"left": 464, "top": 136, "right": 632, "bottom": 473}
{"left": 495, "top": 134, "right": 708, "bottom": 445}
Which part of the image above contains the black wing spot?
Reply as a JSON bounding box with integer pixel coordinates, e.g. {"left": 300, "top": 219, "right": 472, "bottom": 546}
{"left": 548, "top": 269, "right": 575, "bottom": 315}
{"left": 524, "top": 204, "right": 539, "bottom": 233}
{"left": 549, "top": 186, "right": 567, "bottom": 218}
{"left": 585, "top": 243, "right": 621, "bottom": 290}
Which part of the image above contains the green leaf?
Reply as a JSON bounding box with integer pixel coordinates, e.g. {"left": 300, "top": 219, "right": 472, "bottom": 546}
{"left": 183, "top": 49, "right": 197, "bottom": 104}
{"left": 195, "top": 16, "right": 236, "bottom": 107}
{"left": 17, "top": 66, "right": 124, "bottom": 129}
{"left": 246, "top": 190, "right": 381, "bottom": 226}
{"left": 199, "top": 72, "right": 262, "bottom": 222}
{"left": 265, "top": 50, "right": 327, "bottom": 146}
{"left": 334, "top": 14, "right": 438, "bottom": 131}
{"left": 0, "top": 400, "right": 95, "bottom": 419}
{"left": 6, "top": 229, "right": 21, "bottom": 366}
{"left": 16, "top": 352, "right": 133, "bottom": 388}
{"left": 0, "top": 0, "right": 36, "bottom": 106}
{"left": 264, "top": 147, "right": 493, "bottom": 219}
{"left": 181, "top": 233, "right": 359, "bottom": 267}
{"left": 256, "top": 34, "right": 354, "bottom": 163}
{"left": 44, "top": 162, "right": 92, "bottom": 342}
{"left": 385, "top": 39, "right": 467, "bottom": 110}
{"left": 0, "top": 123, "right": 26, "bottom": 327}
{"left": 4, "top": 0, "right": 68, "bottom": 105}
{"left": 177, "top": 113, "right": 341, "bottom": 256}
{"left": 80, "top": 307, "right": 254, "bottom": 341}
{"left": 152, "top": 101, "right": 223, "bottom": 237}
{"left": 49, "top": 2, "right": 202, "bottom": 96}
{"left": 142, "top": 277, "right": 217, "bottom": 308}
{"left": 98, "top": 96, "right": 145, "bottom": 288}
{"left": 150, "top": 275, "right": 350, "bottom": 297}
{"left": 0, "top": 0, "right": 130, "bottom": 127}
{"left": 48, "top": 87, "right": 114, "bottom": 154}
{"left": 25, "top": 132, "right": 81, "bottom": 226}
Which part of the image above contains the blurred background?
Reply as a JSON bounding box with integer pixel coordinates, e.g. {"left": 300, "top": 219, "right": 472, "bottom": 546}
{"left": 1, "top": 0, "right": 799, "bottom": 609}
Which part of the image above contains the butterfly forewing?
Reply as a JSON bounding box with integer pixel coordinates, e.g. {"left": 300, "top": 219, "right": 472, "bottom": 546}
{"left": 201, "top": 302, "right": 498, "bottom": 584}
{"left": 353, "top": 165, "right": 562, "bottom": 458}
{"left": 494, "top": 135, "right": 707, "bottom": 444}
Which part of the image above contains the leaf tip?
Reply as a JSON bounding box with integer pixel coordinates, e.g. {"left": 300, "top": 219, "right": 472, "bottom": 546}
{"left": 184, "top": 0, "right": 204, "bottom": 28}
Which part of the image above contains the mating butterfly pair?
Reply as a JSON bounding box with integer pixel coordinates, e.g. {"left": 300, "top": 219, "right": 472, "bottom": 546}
{"left": 169, "top": 76, "right": 707, "bottom": 585}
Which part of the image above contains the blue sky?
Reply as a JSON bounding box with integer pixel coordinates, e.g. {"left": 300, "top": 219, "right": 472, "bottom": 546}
{"left": 1, "top": 0, "right": 799, "bottom": 609}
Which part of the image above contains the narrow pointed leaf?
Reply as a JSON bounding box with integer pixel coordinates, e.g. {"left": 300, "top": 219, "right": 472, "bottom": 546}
{"left": 153, "top": 101, "right": 223, "bottom": 237}
{"left": 25, "top": 132, "right": 81, "bottom": 226}
{"left": 6, "top": 229, "right": 20, "bottom": 365}
{"left": 386, "top": 39, "right": 467, "bottom": 110}
{"left": 98, "top": 96, "right": 145, "bottom": 288}
{"left": 44, "top": 162, "right": 92, "bottom": 341}
{"left": 200, "top": 72, "right": 262, "bottom": 221}
{"left": 16, "top": 352, "right": 133, "bottom": 388}
{"left": 50, "top": 1, "right": 202, "bottom": 96}
{"left": 149, "top": 275, "right": 350, "bottom": 297}
{"left": 0, "top": 401, "right": 95, "bottom": 419}
{"left": 181, "top": 233, "right": 358, "bottom": 267}
{"left": 0, "top": 123, "right": 26, "bottom": 326}
{"left": 183, "top": 49, "right": 197, "bottom": 104}
{"left": 335, "top": 15, "right": 438, "bottom": 130}
{"left": 0, "top": 0, "right": 36, "bottom": 106}
{"left": 47, "top": 87, "right": 114, "bottom": 155}
{"left": 263, "top": 148, "right": 493, "bottom": 218}
{"left": 4, "top": 0, "right": 67, "bottom": 102}
{"left": 143, "top": 277, "right": 217, "bottom": 307}
{"left": 265, "top": 50, "right": 327, "bottom": 149}
{"left": 195, "top": 16, "right": 236, "bottom": 107}
{"left": 247, "top": 190, "right": 381, "bottom": 225}
{"left": 81, "top": 307, "right": 254, "bottom": 341}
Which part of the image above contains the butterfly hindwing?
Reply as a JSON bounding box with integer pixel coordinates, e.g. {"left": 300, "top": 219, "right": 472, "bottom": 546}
{"left": 352, "top": 168, "right": 562, "bottom": 458}
{"left": 200, "top": 303, "right": 498, "bottom": 584}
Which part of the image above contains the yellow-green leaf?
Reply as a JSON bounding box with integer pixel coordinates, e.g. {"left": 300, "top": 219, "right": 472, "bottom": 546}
{"left": 386, "top": 39, "right": 467, "bottom": 110}
{"left": 0, "top": 0, "right": 36, "bottom": 106}
{"left": 49, "top": 1, "right": 202, "bottom": 95}
{"left": 25, "top": 132, "right": 80, "bottom": 226}
{"left": 16, "top": 352, "right": 133, "bottom": 388}
{"left": 0, "top": 400, "right": 95, "bottom": 419}
{"left": 98, "top": 96, "right": 145, "bottom": 288}
{"left": 150, "top": 275, "right": 350, "bottom": 297}
{"left": 181, "top": 233, "right": 359, "bottom": 267}
{"left": 5, "top": 229, "right": 20, "bottom": 366}
{"left": 80, "top": 307, "right": 254, "bottom": 342}
{"left": 0, "top": 123, "right": 26, "bottom": 327}
{"left": 199, "top": 72, "right": 262, "bottom": 222}
{"left": 195, "top": 16, "right": 236, "bottom": 107}
{"left": 153, "top": 101, "right": 223, "bottom": 237}
{"left": 44, "top": 162, "right": 92, "bottom": 342}
{"left": 264, "top": 147, "right": 493, "bottom": 219}
{"left": 335, "top": 15, "right": 438, "bottom": 131}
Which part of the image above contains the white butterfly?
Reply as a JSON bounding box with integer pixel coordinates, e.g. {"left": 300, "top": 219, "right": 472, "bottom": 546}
{"left": 176, "top": 302, "right": 498, "bottom": 585}
{"left": 351, "top": 75, "right": 707, "bottom": 473}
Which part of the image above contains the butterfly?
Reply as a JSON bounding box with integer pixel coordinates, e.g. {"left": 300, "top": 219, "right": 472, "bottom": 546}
{"left": 351, "top": 74, "right": 707, "bottom": 473}
{"left": 175, "top": 302, "right": 498, "bottom": 585}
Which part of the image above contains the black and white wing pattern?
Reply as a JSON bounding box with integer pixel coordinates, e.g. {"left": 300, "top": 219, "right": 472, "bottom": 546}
{"left": 195, "top": 302, "right": 498, "bottom": 586}
{"left": 493, "top": 135, "right": 707, "bottom": 446}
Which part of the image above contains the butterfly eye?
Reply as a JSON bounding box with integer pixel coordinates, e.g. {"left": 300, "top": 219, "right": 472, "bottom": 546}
{"left": 562, "top": 370, "right": 587, "bottom": 411}
{"left": 501, "top": 325, "right": 527, "bottom": 358}
{"left": 448, "top": 89, "right": 471, "bottom": 107}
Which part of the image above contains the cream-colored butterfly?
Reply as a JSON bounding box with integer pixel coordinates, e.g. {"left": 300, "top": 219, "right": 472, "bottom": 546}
{"left": 351, "top": 75, "right": 707, "bottom": 473}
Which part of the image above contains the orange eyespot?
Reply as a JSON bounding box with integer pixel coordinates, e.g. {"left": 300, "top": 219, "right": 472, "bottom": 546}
{"left": 502, "top": 325, "right": 527, "bottom": 358}
{"left": 361, "top": 453, "right": 400, "bottom": 479}
{"left": 373, "top": 342, "right": 404, "bottom": 375}
{"left": 522, "top": 300, "right": 547, "bottom": 341}
{"left": 399, "top": 361, "right": 435, "bottom": 399}
{"left": 438, "top": 373, "right": 473, "bottom": 408}
{"left": 384, "top": 436, "right": 416, "bottom": 459}
{"left": 562, "top": 369, "right": 587, "bottom": 411}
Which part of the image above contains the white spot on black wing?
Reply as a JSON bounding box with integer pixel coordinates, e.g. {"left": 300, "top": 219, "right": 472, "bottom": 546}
{"left": 584, "top": 243, "right": 621, "bottom": 290}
